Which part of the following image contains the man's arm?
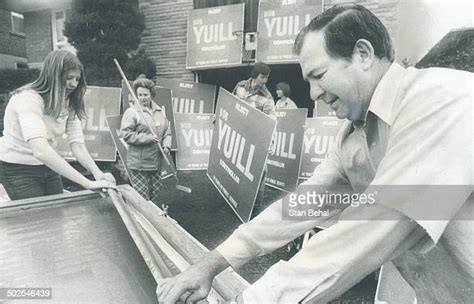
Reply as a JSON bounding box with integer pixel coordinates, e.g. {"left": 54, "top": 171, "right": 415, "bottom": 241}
{"left": 241, "top": 203, "right": 425, "bottom": 303}
{"left": 156, "top": 144, "right": 348, "bottom": 303}
{"left": 156, "top": 250, "right": 229, "bottom": 304}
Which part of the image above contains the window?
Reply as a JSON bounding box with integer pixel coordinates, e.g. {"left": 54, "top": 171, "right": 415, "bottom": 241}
{"left": 52, "top": 9, "right": 71, "bottom": 50}
{"left": 15, "top": 62, "right": 28, "bottom": 69}
{"left": 11, "top": 12, "right": 25, "bottom": 36}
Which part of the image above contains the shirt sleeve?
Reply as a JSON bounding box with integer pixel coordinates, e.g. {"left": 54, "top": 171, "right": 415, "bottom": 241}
{"left": 66, "top": 113, "right": 85, "bottom": 144}
{"left": 216, "top": 141, "right": 349, "bottom": 268}
{"left": 242, "top": 204, "right": 423, "bottom": 303}
{"left": 162, "top": 117, "right": 172, "bottom": 148}
{"left": 15, "top": 91, "right": 49, "bottom": 142}
{"left": 369, "top": 71, "right": 473, "bottom": 249}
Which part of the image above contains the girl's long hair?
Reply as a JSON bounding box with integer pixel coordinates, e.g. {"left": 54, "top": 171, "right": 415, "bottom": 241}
{"left": 16, "top": 50, "right": 86, "bottom": 119}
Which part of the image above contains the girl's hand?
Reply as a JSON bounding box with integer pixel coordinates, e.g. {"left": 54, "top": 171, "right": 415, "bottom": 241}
{"left": 95, "top": 172, "right": 116, "bottom": 185}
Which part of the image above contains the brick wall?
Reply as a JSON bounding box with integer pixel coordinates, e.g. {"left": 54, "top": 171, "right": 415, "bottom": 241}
{"left": 0, "top": 9, "right": 26, "bottom": 59}
{"left": 139, "top": 0, "right": 195, "bottom": 82}
{"left": 24, "top": 10, "right": 53, "bottom": 65}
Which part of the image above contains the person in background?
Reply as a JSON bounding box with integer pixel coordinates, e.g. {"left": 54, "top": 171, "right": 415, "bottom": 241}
{"left": 232, "top": 62, "right": 276, "bottom": 214}
{"left": 275, "top": 81, "right": 298, "bottom": 109}
{"left": 0, "top": 50, "right": 116, "bottom": 200}
{"left": 156, "top": 4, "right": 473, "bottom": 303}
{"left": 233, "top": 62, "right": 276, "bottom": 119}
{"left": 120, "top": 77, "right": 171, "bottom": 204}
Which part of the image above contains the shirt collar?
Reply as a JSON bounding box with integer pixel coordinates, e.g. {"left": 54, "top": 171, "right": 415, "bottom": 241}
{"left": 366, "top": 62, "right": 406, "bottom": 126}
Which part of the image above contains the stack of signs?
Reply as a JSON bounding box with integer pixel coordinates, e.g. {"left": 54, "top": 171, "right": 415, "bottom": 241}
{"left": 174, "top": 113, "right": 214, "bottom": 170}
{"left": 256, "top": 0, "right": 323, "bottom": 63}
{"left": 156, "top": 77, "right": 216, "bottom": 114}
{"left": 207, "top": 89, "right": 276, "bottom": 222}
{"left": 55, "top": 86, "right": 121, "bottom": 161}
{"left": 186, "top": 3, "right": 245, "bottom": 69}
{"left": 299, "top": 118, "right": 343, "bottom": 179}
{"left": 266, "top": 108, "right": 307, "bottom": 192}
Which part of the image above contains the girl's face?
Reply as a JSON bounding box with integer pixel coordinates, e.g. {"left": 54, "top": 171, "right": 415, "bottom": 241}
{"left": 276, "top": 89, "right": 283, "bottom": 98}
{"left": 65, "top": 69, "right": 81, "bottom": 96}
{"left": 136, "top": 87, "right": 152, "bottom": 107}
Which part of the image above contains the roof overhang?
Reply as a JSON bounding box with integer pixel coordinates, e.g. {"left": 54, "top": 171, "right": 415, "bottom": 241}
{"left": 0, "top": 0, "right": 73, "bottom": 13}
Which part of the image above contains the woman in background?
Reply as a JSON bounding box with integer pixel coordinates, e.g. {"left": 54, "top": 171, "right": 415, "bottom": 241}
{"left": 0, "top": 50, "right": 116, "bottom": 200}
{"left": 120, "top": 77, "right": 171, "bottom": 203}
{"left": 275, "top": 81, "right": 298, "bottom": 109}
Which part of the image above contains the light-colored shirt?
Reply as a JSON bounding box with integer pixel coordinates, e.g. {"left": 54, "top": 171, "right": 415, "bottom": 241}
{"left": 233, "top": 78, "right": 276, "bottom": 118}
{"left": 275, "top": 97, "right": 297, "bottom": 109}
{"left": 0, "top": 90, "right": 84, "bottom": 165}
{"left": 217, "top": 63, "right": 473, "bottom": 303}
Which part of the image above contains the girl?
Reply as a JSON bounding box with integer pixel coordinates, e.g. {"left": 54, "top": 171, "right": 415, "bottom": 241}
{"left": 0, "top": 50, "right": 116, "bottom": 200}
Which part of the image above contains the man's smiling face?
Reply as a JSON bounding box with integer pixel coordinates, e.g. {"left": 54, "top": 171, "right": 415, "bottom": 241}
{"left": 299, "top": 31, "right": 368, "bottom": 121}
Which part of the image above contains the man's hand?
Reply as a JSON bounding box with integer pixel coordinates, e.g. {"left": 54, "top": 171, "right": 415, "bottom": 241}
{"left": 156, "top": 250, "right": 231, "bottom": 303}
{"left": 156, "top": 263, "right": 213, "bottom": 304}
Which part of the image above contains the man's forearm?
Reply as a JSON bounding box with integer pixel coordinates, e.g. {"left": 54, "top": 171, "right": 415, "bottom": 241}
{"left": 198, "top": 250, "right": 231, "bottom": 277}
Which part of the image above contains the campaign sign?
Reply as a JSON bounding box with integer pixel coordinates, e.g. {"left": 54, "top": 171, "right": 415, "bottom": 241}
{"left": 106, "top": 115, "right": 175, "bottom": 180}
{"left": 56, "top": 86, "right": 121, "bottom": 161}
{"left": 175, "top": 113, "right": 214, "bottom": 170}
{"left": 187, "top": 3, "right": 245, "bottom": 69}
{"left": 299, "top": 117, "right": 343, "bottom": 179}
{"left": 256, "top": 0, "right": 323, "bottom": 63}
{"left": 152, "top": 86, "right": 178, "bottom": 151}
{"left": 207, "top": 89, "right": 276, "bottom": 222}
{"left": 266, "top": 108, "right": 307, "bottom": 192}
{"left": 157, "top": 77, "right": 216, "bottom": 114}
{"left": 314, "top": 100, "right": 337, "bottom": 118}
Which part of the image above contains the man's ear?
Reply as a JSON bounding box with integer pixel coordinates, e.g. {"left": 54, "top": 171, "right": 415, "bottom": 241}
{"left": 352, "top": 39, "right": 375, "bottom": 70}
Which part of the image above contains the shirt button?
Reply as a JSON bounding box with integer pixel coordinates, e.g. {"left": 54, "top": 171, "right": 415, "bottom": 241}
{"left": 371, "top": 142, "right": 377, "bottom": 147}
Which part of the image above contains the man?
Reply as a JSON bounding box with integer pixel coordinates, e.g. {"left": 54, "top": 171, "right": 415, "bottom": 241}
{"left": 233, "top": 61, "right": 276, "bottom": 119}
{"left": 233, "top": 62, "right": 276, "bottom": 213}
{"left": 157, "top": 5, "right": 473, "bottom": 303}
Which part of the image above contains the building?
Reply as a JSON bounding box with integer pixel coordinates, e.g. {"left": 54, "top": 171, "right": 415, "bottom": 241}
{"left": 0, "top": 8, "right": 27, "bottom": 69}
{"left": 0, "top": 0, "right": 73, "bottom": 69}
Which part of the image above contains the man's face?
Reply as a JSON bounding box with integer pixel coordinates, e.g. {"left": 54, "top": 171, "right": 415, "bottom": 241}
{"left": 254, "top": 73, "right": 269, "bottom": 87}
{"left": 299, "top": 31, "right": 368, "bottom": 121}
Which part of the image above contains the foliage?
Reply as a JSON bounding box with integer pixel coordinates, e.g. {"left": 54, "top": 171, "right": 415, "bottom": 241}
{"left": 416, "top": 29, "right": 474, "bottom": 72}
{"left": 0, "top": 68, "right": 40, "bottom": 95}
{"left": 64, "top": 0, "right": 156, "bottom": 86}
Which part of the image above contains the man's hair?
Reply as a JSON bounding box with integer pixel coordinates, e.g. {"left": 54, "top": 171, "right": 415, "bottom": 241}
{"left": 250, "top": 62, "right": 271, "bottom": 79}
{"left": 293, "top": 4, "right": 394, "bottom": 62}
{"left": 16, "top": 49, "right": 86, "bottom": 119}
{"left": 133, "top": 77, "right": 155, "bottom": 97}
{"left": 276, "top": 82, "right": 291, "bottom": 97}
